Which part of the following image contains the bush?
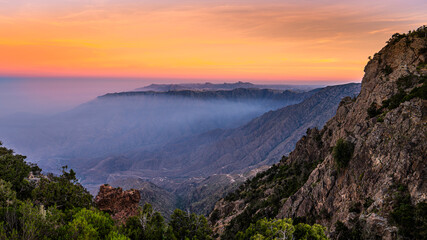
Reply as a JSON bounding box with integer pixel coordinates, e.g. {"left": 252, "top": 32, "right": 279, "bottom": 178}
{"left": 236, "top": 218, "right": 328, "bottom": 240}
{"left": 333, "top": 139, "right": 354, "bottom": 170}
{"left": 64, "top": 208, "right": 115, "bottom": 239}
{"left": 32, "top": 166, "right": 93, "bottom": 211}
{"left": 170, "top": 209, "right": 212, "bottom": 240}
{"left": 367, "top": 102, "right": 381, "bottom": 118}
{"left": 0, "top": 142, "right": 41, "bottom": 199}
{"left": 389, "top": 185, "right": 427, "bottom": 239}
{"left": 122, "top": 203, "right": 168, "bottom": 240}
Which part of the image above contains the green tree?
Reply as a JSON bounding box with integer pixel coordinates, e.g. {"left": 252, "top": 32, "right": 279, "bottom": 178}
{"left": 65, "top": 208, "right": 115, "bottom": 240}
{"left": 0, "top": 179, "right": 17, "bottom": 208}
{"left": 32, "top": 166, "right": 93, "bottom": 210}
{"left": 332, "top": 138, "right": 354, "bottom": 170}
{"left": 107, "top": 231, "right": 130, "bottom": 240}
{"left": 170, "top": 209, "right": 212, "bottom": 240}
{"left": 237, "top": 218, "right": 328, "bottom": 240}
{"left": 0, "top": 142, "right": 40, "bottom": 199}
{"left": 122, "top": 203, "right": 168, "bottom": 240}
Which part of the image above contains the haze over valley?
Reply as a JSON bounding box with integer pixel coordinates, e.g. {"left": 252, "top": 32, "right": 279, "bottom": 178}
{"left": 0, "top": 0, "right": 425, "bottom": 238}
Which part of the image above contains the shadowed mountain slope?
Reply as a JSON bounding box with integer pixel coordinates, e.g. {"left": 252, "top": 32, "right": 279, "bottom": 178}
{"left": 209, "top": 27, "right": 427, "bottom": 240}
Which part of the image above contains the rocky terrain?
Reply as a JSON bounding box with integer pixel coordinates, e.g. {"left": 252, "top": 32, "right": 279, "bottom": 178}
{"left": 94, "top": 184, "right": 141, "bottom": 224}
{"left": 209, "top": 29, "right": 427, "bottom": 239}
{"left": 93, "top": 83, "right": 359, "bottom": 217}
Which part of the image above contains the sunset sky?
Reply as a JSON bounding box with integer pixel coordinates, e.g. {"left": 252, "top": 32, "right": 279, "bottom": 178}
{"left": 1, "top": 0, "right": 426, "bottom": 82}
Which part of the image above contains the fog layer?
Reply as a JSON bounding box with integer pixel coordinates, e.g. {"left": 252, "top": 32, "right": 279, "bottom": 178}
{"left": 0, "top": 88, "right": 311, "bottom": 173}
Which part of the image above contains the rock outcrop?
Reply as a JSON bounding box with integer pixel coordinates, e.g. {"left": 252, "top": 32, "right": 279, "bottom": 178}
{"left": 94, "top": 184, "right": 141, "bottom": 223}
{"left": 210, "top": 28, "right": 427, "bottom": 239}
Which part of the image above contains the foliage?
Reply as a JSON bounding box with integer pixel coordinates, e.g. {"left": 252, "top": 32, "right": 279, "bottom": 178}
{"left": 169, "top": 208, "right": 212, "bottom": 240}
{"left": 32, "top": 166, "right": 93, "bottom": 211}
{"left": 0, "top": 141, "right": 214, "bottom": 240}
{"left": 236, "top": 218, "right": 328, "bottom": 240}
{"left": 0, "top": 179, "right": 17, "bottom": 208}
{"left": 334, "top": 221, "right": 363, "bottom": 240}
{"left": 0, "top": 142, "right": 41, "bottom": 199}
{"left": 332, "top": 139, "right": 354, "bottom": 170}
{"left": 222, "top": 155, "right": 321, "bottom": 239}
{"left": 388, "top": 185, "right": 427, "bottom": 239}
{"left": 107, "top": 231, "right": 131, "bottom": 240}
{"left": 367, "top": 103, "right": 381, "bottom": 118}
{"left": 122, "top": 203, "right": 169, "bottom": 240}
{"left": 64, "top": 208, "right": 116, "bottom": 240}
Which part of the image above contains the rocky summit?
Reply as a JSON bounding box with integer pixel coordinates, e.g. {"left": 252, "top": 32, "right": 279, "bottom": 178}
{"left": 209, "top": 28, "right": 427, "bottom": 239}
{"left": 94, "top": 184, "right": 141, "bottom": 224}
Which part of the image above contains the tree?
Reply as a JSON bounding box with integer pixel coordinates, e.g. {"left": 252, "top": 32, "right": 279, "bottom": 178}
{"left": 122, "top": 203, "right": 168, "bottom": 240}
{"left": 237, "top": 218, "right": 328, "bottom": 240}
{"left": 170, "top": 209, "right": 212, "bottom": 240}
{"left": 0, "top": 142, "right": 40, "bottom": 199}
{"left": 332, "top": 138, "right": 354, "bottom": 170}
{"left": 65, "top": 208, "right": 116, "bottom": 240}
{"left": 32, "top": 166, "right": 93, "bottom": 210}
{"left": 0, "top": 179, "right": 17, "bottom": 208}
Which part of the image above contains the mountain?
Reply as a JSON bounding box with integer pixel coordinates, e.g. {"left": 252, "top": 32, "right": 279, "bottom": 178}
{"left": 209, "top": 28, "right": 427, "bottom": 239}
{"left": 135, "top": 81, "right": 322, "bottom": 92}
{"left": 84, "top": 83, "right": 360, "bottom": 215}
{"left": 0, "top": 88, "right": 313, "bottom": 174}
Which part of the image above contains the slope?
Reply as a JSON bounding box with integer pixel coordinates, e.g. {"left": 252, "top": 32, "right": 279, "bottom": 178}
{"left": 209, "top": 27, "right": 427, "bottom": 240}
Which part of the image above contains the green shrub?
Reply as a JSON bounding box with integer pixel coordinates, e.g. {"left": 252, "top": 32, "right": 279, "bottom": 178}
{"left": 0, "top": 142, "right": 41, "bottom": 199}
{"left": 388, "top": 185, "right": 427, "bottom": 239}
{"left": 170, "top": 209, "right": 212, "bottom": 240}
{"left": 32, "top": 166, "right": 93, "bottom": 211}
{"left": 333, "top": 139, "right": 354, "bottom": 170}
{"left": 236, "top": 218, "right": 328, "bottom": 240}
{"left": 367, "top": 102, "right": 381, "bottom": 118}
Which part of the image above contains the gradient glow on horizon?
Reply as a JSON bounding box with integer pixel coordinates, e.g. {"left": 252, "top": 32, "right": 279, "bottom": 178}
{"left": 0, "top": 0, "right": 426, "bottom": 82}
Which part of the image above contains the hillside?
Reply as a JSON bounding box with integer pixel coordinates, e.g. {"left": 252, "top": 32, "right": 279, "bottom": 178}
{"left": 85, "top": 83, "right": 360, "bottom": 216}
{"left": 209, "top": 28, "right": 427, "bottom": 239}
{"left": 0, "top": 88, "right": 311, "bottom": 174}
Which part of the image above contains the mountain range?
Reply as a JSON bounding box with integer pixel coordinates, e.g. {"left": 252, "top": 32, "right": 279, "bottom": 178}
{"left": 135, "top": 81, "right": 322, "bottom": 92}
{"left": 84, "top": 83, "right": 360, "bottom": 216}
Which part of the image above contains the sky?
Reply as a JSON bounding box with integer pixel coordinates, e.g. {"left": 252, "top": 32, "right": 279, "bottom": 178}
{"left": 0, "top": 0, "right": 426, "bottom": 116}
{"left": 1, "top": 0, "right": 426, "bottom": 81}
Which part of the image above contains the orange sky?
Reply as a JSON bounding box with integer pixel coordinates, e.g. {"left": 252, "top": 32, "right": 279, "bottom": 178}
{"left": 0, "top": 0, "right": 426, "bottom": 83}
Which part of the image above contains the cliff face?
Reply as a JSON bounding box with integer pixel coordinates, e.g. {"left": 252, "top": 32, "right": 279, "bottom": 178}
{"left": 94, "top": 184, "right": 141, "bottom": 224}
{"left": 210, "top": 30, "right": 426, "bottom": 239}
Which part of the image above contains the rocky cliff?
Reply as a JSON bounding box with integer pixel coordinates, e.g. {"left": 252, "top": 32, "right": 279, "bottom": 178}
{"left": 94, "top": 184, "right": 141, "bottom": 224}
{"left": 209, "top": 28, "right": 427, "bottom": 239}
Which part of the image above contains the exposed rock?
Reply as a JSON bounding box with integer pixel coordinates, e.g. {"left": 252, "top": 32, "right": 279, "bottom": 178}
{"left": 94, "top": 184, "right": 141, "bottom": 223}
{"left": 210, "top": 29, "right": 427, "bottom": 239}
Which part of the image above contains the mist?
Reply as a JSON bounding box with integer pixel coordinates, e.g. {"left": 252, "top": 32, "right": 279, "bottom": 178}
{"left": 0, "top": 89, "right": 310, "bottom": 174}
{"left": 0, "top": 77, "right": 159, "bottom": 117}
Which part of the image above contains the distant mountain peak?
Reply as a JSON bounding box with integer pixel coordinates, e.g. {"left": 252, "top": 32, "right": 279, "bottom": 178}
{"left": 134, "top": 82, "right": 321, "bottom": 92}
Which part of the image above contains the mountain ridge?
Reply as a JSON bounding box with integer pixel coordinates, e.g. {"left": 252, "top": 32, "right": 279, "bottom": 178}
{"left": 209, "top": 27, "right": 427, "bottom": 240}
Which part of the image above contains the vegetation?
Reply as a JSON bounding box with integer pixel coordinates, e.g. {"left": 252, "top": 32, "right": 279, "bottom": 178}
{"left": 388, "top": 185, "right": 427, "bottom": 239}
{"left": 0, "top": 141, "right": 213, "bottom": 240}
{"left": 334, "top": 220, "right": 364, "bottom": 240}
{"left": 222, "top": 154, "right": 322, "bottom": 239}
{"left": 386, "top": 25, "right": 426, "bottom": 45}
{"left": 332, "top": 139, "right": 354, "bottom": 170}
{"left": 32, "top": 166, "right": 93, "bottom": 211}
{"left": 236, "top": 218, "right": 328, "bottom": 240}
{"left": 367, "top": 70, "right": 426, "bottom": 119}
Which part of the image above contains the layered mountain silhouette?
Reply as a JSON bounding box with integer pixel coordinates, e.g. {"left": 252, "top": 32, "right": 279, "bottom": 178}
{"left": 80, "top": 83, "right": 360, "bottom": 215}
